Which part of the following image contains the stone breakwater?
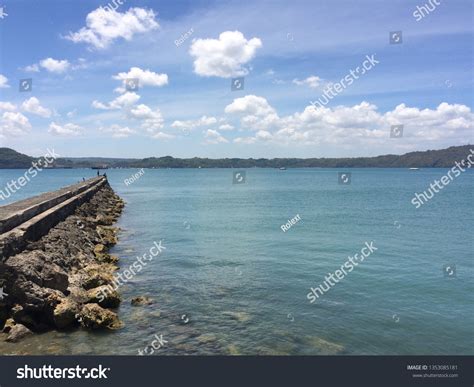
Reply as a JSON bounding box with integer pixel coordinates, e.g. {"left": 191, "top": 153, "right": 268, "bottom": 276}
{"left": 0, "top": 181, "right": 125, "bottom": 342}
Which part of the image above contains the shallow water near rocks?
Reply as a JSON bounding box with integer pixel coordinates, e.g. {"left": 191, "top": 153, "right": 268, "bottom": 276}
{"left": 0, "top": 168, "right": 472, "bottom": 355}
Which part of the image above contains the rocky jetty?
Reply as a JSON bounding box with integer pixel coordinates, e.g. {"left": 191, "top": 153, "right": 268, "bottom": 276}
{"left": 0, "top": 181, "right": 125, "bottom": 339}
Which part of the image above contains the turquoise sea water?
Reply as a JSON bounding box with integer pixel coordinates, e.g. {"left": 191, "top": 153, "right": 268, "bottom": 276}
{"left": 0, "top": 168, "right": 473, "bottom": 355}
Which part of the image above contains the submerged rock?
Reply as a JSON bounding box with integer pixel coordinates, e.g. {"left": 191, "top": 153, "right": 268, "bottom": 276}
{"left": 306, "top": 336, "right": 345, "bottom": 355}
{"left": 131, "top": 296, "right": 154, "bottom": 306}
{"left": 196, "top": 333, "right": 217, "bottom": 344}
{"left": 222, "top": 311, "right": 251, "bottom": 323}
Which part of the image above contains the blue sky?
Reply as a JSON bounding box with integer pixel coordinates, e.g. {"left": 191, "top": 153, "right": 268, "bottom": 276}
{"left": 0, "top": 0, "right": 472, "bottom": 158}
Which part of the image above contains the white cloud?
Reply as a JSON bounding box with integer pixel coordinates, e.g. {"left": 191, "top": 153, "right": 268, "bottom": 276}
{"left": 0, "top": 112, "right": 31, "bottom": 136}
{"left": 189, "top": 31, "right": 262, "bottom": 78}
{"left": 92, "top": 92, "right": 140, "bottom": 110}
{"left": 234, "top": 136, "right": 256, "bottom": 144}
{"left": 21, "top": 97, "right": 52, "bottom": 118}
{"left": 225, "top": 95, "right": 275, "bottom": 116}
{"left": 65, "top": 7, "right": 159, "bottom": 50}
{"left": 71, "top": 58, "right": 89, "bottom": 70}
{"left": 225, "top": 96, "right": 474, "bottom": 148}
{"left": 48, "top": 122, "right": 82, "bottom": 136}
{"left": 128, "top": 104, "right": 164, "bottom": 134}
{"left": 152, "top": 132, "right": 175, "bottom": 140}
{"left": 101, "top": 124, "right": 136, "bottom": 138}
{"left": 225, "top": 95, "right": 279, "bottom": 130}
{"left": 293, "top": 75, "right": 323, "bottom": 89}
{"left": 0, "top": 74, "right": 10, "bottom": 88}
{"left": 204, "top": 129, "right": 229, "bottom": 144}
{"left": 171, "top": 115, "right": 217, "bottom": 131}
{"left": 113, "top": 67, "right": 168, "bottom": 90}
{"left": 39, "top": 58, "right": 71, "bottom": 73}
{"left": 66, "top": 109, "right": 77, "bottom": 118}
{"left": 219, "top": 124, "right": 234, "bottom": 131}
{"left": 22, "top": 64, "right": 40, "bottom": 73}
{"left": 0, "top": 102, "right": 17, "bottom": 111}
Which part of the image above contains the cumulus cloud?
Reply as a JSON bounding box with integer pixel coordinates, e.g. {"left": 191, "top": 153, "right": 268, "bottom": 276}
{"left": 171, "top": 115, "right": 218, "bottom": 131}
{"left": 0, "top": 112, "right": 31, "bottom": 136}
{"left": 293, "top": 75, "right": 323, "bottom": 89}
{"left": 92, "top": 92, "right": 140, "bottom": 110}
{"left": 224, "top": 96, "right": 474, "bottom": 148}
{"left": 39, "top": 58, "right": 71, "bottom": 73}
{"left": 219, "top": 124, "right": 234, "bottom": 131}
{"left": 225, "top": 95, "right": 279, "bottom": 130}
{"left": 204, "top": 129, "right": 229, "bottom": 144}
{"left": 152, "top": 132, "right": 175, "bottom": 140}
{"left": 65, "top": 7, "right": 159, "bottom": 50}
{"left": 100, "top": 124, "right": 136, "bottom": 138}
{"left": 189, "top": 31, "right": 262, "bottom": 78}
{"left": 0, "top": 74, "right": 9, "bottom": 88}
{"left": 22, "top": 64, "right": 40, "bottom": 73}
{"left": 0, "top": 102, "right": 17, "bottom": 111}
{"left": 128, "top": 104, "right": 164, "bottom": 134}
{"left": 48, "top": 122, "right": 82, "bottom": 136}
{"left": 21, "top": 97, "right": 52, "bottom": 118}
{"left": 113, "top": 67, "right": 168, "bottom": 91}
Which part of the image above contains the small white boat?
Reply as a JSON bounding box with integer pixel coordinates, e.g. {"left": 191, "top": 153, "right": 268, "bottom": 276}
{"left": 409, "top": 167, "right": 420, "bottom": 170}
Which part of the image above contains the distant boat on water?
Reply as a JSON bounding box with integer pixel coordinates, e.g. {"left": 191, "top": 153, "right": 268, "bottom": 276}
{"left": 409, "top": 167, "right": 420, "bottom": 170}
{"left": 91, "top": 165, "right": 109, "bottom": 170}
{"left": 279, "top": 167, "right": 287, "bottom": 170}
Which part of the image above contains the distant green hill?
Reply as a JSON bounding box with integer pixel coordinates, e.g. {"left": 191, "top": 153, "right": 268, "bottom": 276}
{"left": 0, "top": 145, "right": 472, "bottom": 169}
{"left": 0, "top": 148, "right": 34, "bottom": 169}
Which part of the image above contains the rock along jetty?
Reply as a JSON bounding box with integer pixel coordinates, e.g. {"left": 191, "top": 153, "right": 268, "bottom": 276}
{"left": 0, "top": 177, "right": 125, "bottom": 342}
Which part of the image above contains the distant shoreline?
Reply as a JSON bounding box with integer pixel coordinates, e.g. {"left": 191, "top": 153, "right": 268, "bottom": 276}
{"left": 0, "top": 144, "right": 472, "bottom": 169}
